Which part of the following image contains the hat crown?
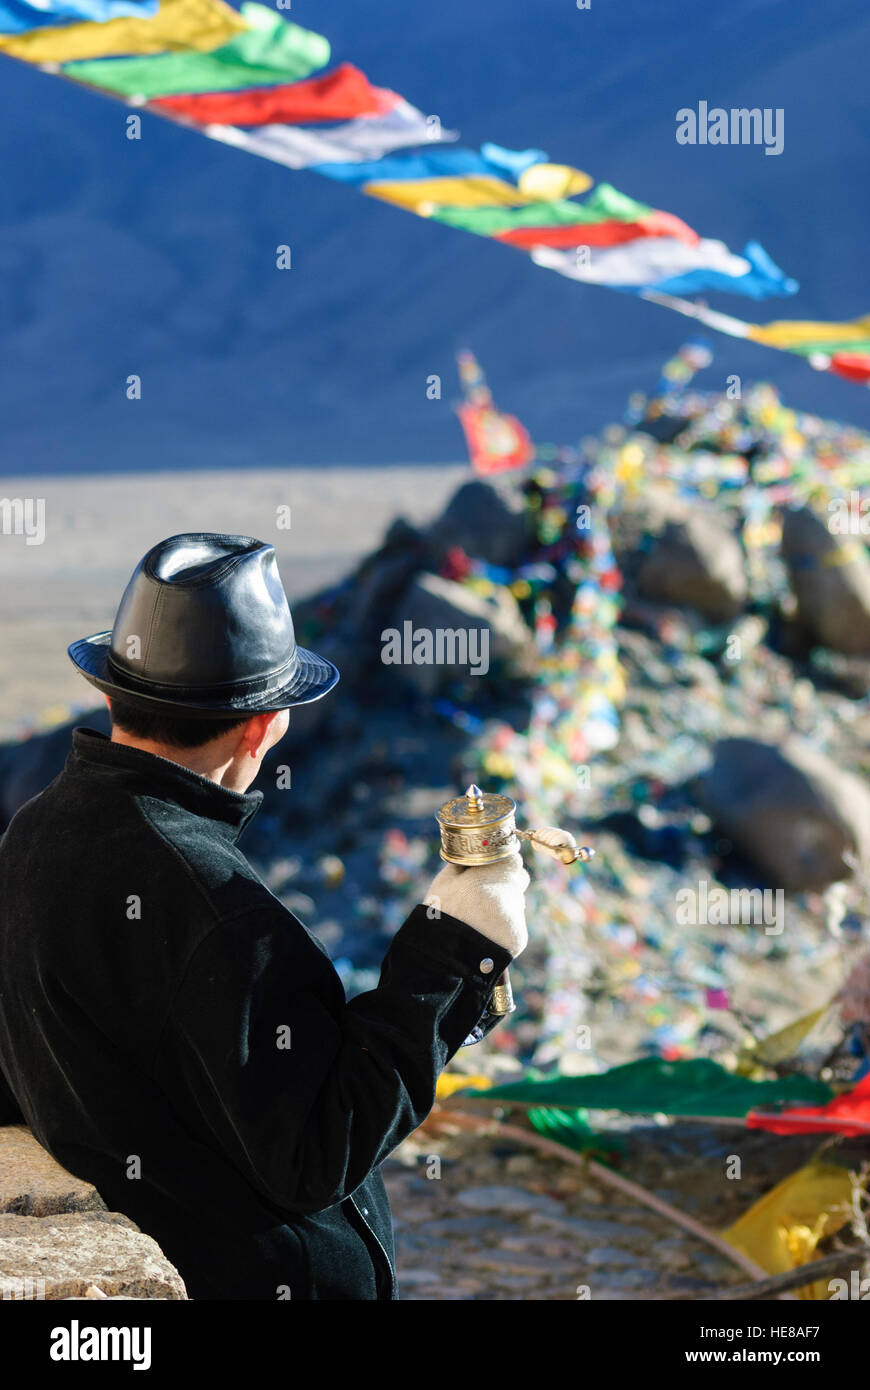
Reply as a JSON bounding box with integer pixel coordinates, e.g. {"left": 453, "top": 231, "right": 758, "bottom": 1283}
{"left": 108, "top": 533, "right": 297, "bottom": 692}
{"left": 147, "top": 536, "right": 256, "bottom": 584}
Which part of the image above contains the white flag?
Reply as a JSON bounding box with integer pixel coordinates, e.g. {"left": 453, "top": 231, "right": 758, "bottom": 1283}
{"left": 531, "top": 238, "right": 751, "bottom": 287}
{"left": 205, "top": 98, "right": 457, "bottom": 170}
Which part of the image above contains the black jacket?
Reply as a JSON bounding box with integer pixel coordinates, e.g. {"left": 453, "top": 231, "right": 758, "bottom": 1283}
{"left": 0, "top": 728, "right": 512, "bottom": 1300}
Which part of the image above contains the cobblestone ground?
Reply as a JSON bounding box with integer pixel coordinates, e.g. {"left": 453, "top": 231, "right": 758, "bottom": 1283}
{"left": 383, "top": 1120, "right": 855, "bottom": 1301}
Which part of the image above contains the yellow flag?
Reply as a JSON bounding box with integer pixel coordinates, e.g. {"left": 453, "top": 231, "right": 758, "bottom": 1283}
{"left": 364, "top": 175, "right": 536, "bottom": 213}
{"left": 736, "top": 1005, "right": 830, "bottom": 1076}
{"left": 435, "top": 1073, "right": 492, "bottom": 1100}
{"left": 747, "top": 313, "right": 870, "bottom": 349}
{"left": 0, "top": 0, "right": 246, "bottom": 63}
{"left": 518, "top": 163, "right": 592, "bottom": 200}
{"left": 722, "top": 1160, "right": 853, "bottom": 1300}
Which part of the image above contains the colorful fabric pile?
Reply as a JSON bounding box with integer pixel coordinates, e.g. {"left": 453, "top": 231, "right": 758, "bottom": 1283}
{"left": 641, "top": 293, "right": 870, "bottom": 388}
{"left": 616, "top": 336, "right": 870, "bottom": 605}
{"left": 420, "top": 342, "right": 870, "bottom": 1073}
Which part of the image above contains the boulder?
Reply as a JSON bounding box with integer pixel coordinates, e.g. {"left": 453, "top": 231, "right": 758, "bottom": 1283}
{"left": 780, "top": 505, "right": 870, "bottom": 655}
{"left": 385, "top": 571, "right": 534, "bottom": 697}
{"left": 694, "top": 736, "right": 870, "bottom": 890}
{"left": 427, "top": 478, "right": 532, "bottom": 568}
{"left": 339, "top": 518, "right": 432, "bottom": 654}
{"left": 0, "top": 1210, "right": 187, "bottom": 1300}
{"left": 0, "top": 1125, "right": 105, "bottom": 1217}
{"left": 610, "top": 495, "right": 747, "bottom": 622}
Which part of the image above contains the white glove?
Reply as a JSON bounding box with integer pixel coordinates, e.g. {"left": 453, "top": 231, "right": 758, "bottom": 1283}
{"left": 529, "top": 826, "right": 579, "bottom": 860}
{"left": 423, "top": 850, "right": 530, "bottom": 959}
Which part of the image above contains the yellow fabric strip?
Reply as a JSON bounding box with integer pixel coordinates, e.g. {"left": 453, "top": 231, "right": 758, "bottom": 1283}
{"left": 721, "top": 1160, "right": 853, "bottom": 1300}
{"left": 364, "top": 174, "right": 537, "bottom": 213}
{"left": 748, "top": 313, "right": 870, "bottom": 349}
{"left": 0, "top": 0, "right": 246, "bottom": 62}
{"left": 435, "top": 1073, "right": 492, "bottom": 1099}
{"left": 517, "top": 163, "right": 592, "bottom": 199}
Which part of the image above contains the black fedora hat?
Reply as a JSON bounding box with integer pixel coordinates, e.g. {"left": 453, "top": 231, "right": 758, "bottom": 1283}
{"left": 68, "top": 533, "right": 340, "bottom": 717}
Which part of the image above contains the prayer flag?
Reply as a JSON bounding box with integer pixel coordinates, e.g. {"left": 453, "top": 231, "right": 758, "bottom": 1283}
{"left": 62, "top": 3, "right": 329, "bottom": 98}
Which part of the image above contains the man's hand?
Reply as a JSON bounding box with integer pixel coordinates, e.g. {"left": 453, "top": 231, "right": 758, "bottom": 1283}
{"left": 423, "top": 850, "right": 530, "bottom": 959}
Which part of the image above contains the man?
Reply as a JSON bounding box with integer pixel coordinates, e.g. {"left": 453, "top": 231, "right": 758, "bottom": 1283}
{"left": 0, "top": 532, "right": 529, "bottom": 1301}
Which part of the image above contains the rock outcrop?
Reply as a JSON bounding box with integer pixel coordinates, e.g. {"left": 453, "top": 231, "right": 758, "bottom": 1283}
{"left": 427, "top": 478, "right": 532, "bottom": 569}
{"left": 389, "top": 571, "right": 535, "bottom": 696}
{"left": 0, "top": 1124, "right": 105, "bottom": 1217}
{"left": 0, "top": 1209, "right": 187, "bottom": 1300}
{"left": 780, "top": 504, "right": 870, "bottom": 655}
{"left": 0, "top": 1126, "right": 187, "bottom": 1300}
{"left": 611, "top": 494, "right": 748, "bottom": 622}
{"left": 694, "top": 736, "right": 870, "bottom": 891}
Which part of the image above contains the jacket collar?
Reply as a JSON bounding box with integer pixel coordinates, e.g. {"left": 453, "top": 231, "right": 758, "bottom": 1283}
{"left": 67, "top": 727, "right": 263, "bottom": 841}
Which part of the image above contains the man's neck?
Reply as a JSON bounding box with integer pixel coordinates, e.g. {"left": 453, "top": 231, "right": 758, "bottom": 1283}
{"left": 109, "top": 728, "right": 249, "bottom": 791}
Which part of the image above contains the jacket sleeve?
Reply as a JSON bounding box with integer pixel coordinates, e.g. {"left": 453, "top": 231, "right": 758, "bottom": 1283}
{"left": 152, "top": 901, "right": 512, "bottom": 1216}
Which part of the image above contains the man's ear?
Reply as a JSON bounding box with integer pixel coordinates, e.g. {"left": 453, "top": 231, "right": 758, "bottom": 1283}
{"left": 238, "top": 713, "right": 273, "bottom": 761}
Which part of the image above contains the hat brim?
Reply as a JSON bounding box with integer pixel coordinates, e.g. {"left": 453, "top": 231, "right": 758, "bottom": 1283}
{"left": 68, "top": 631, "right": 340, "bottom": 717}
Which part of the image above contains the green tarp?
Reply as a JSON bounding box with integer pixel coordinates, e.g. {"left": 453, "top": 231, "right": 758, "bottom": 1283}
{"left": 469, "top": 1057, "right": 834, "bottom": 1119}
{"left": 528, "top": 1107, "right": 624, "bottom": 1158}
{"left": 63, "top": 3, "right": 329, "bottom": 98}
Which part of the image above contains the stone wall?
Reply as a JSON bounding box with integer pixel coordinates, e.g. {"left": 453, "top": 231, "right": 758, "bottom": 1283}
{"left": 0, "top": 1126, "right": 187, "bottom": 1300}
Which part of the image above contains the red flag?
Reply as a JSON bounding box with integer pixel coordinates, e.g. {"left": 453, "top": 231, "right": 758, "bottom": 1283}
{"left": 152, "top": 62, "right": 394, "bottom": 127}
{"left": 495, "top": 210, "right": 698, "bottom": 251}
{"left": 747, "top": 1072, "right": 870, "bottom": 1136}
{"left": 456, "top": 402, "right": 534, "bottom": 476}
{"left": 828, "top": 352, "right": 870, "bottom": 385}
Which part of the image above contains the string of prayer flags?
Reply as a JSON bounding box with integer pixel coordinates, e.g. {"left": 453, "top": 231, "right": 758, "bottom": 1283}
{"left": 0, "top": 0, "right": 240, "bottom": 59}
{"left": 0, "top": 0, "right": 156, "bottom": 34}
{"left": 61, "top": 3, "right": 330, "bottom": 98}
{"left": 4, "top": 0, "right": 868, "bottom": 383}
{"left": 205, "top": 99, "right": 457, "bottom": 170}
{"left": 151, "top": 61, "right": 391, "bottom": 125}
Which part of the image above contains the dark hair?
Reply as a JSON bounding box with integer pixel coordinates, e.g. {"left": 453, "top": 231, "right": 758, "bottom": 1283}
{"left": 108, "top": 695, "right": 248, "bottom": 750}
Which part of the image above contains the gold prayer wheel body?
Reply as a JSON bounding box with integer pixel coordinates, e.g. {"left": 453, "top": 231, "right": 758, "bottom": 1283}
{"left": 436, "top": 784, "right": 521, "bottom": 866}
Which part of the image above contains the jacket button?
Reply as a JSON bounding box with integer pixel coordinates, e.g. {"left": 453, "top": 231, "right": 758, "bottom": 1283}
{"left": 480, "top": 958, "right": 494, "bottom": 974}
{"left": 361, "top": 1208, "right": 369, "bottom": 1216}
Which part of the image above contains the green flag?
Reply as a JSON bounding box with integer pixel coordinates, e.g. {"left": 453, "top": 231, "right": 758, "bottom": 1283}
{"left": 430, "top": 183, "right": 654, "bottom": 236}
{"left": 64, "top": 4, "right": 330, "bottom": 98}
{"left": 469, "top": 1057, "right": 833, "bottom": 1119}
